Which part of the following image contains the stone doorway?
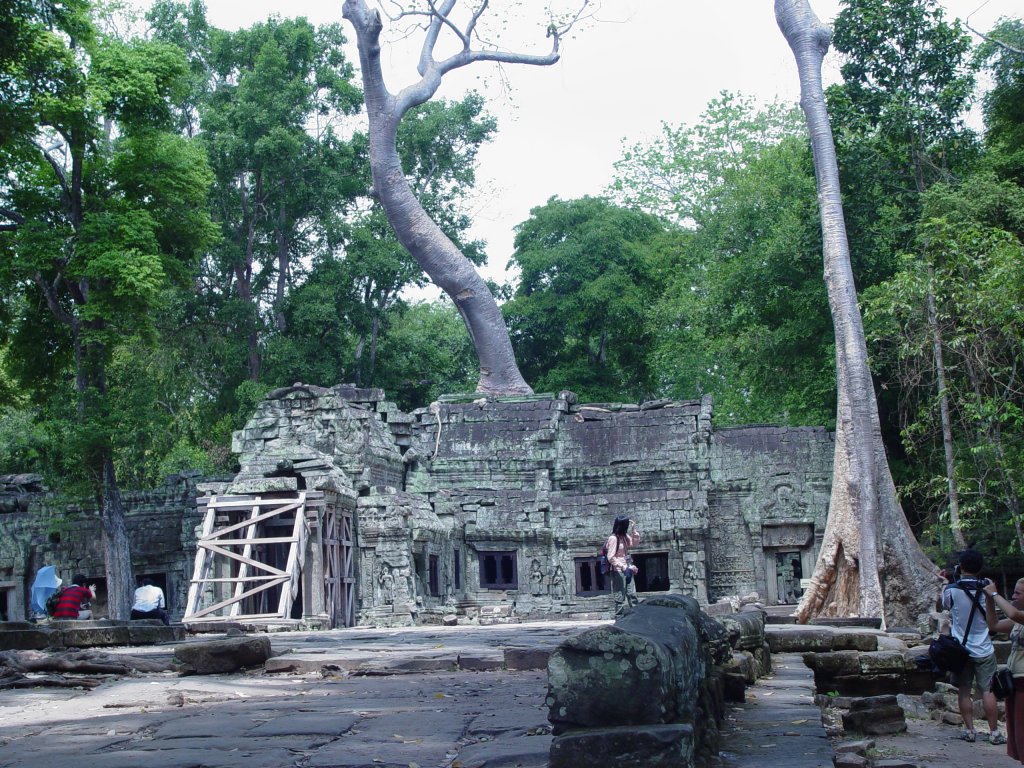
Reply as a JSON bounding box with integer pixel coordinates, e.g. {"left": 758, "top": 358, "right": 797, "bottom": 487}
{"left": 770, "top": 550, "right": 804, "bottom": 605}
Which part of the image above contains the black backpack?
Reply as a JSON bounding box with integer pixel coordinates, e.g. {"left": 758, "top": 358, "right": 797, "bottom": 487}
{"left": 927, "top": 582, "right": 984, "bottom": 674}
{"left": 44, "top": 586, "right": 65, "bottom": 616}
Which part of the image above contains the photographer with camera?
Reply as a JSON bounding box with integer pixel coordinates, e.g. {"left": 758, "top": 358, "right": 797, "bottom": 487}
{"left": 940, "top": 549, "right": 1004, "bottom": 745}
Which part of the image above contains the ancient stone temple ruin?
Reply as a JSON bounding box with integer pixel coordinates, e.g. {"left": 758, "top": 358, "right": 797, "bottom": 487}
{"left": 0, "top": 384, "right": 834, "bottom": 627}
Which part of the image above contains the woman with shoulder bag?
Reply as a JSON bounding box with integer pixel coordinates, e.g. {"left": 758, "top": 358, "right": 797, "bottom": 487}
{"left": 984, "top": 578, "right": 1024, "bottom": 759}
{"left": 605, "top": 516, "right": 640, "bottom": 617}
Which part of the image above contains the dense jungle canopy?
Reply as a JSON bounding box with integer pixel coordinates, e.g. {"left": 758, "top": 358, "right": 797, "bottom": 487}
{"left": 1, "top": 0, "right": 1023, "bottom": 578}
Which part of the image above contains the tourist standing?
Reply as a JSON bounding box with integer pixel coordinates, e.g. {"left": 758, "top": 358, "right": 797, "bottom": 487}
{"left": 131, "top": 577, "right": 169, "bottom": 625}
{"left": 941, "top": 549, "right": 1003, "bottom": 744}
{"left": 984, "top": 578, "right": 1024, "bottom": 759}
{"left": 605, "top": 516, "right": 640, "bottom": 617}
{"left": 51, "top": 573, "right": 95, "bottom": 619}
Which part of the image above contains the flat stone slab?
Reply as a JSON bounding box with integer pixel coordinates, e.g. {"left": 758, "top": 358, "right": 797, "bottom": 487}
{"left": 0, "top": 620, "right": 183, "bottom": 650}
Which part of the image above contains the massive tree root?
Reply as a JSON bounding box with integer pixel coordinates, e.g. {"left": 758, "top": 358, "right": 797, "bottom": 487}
{"left": 0, "top": 649, "right": 177, "bottom": 689}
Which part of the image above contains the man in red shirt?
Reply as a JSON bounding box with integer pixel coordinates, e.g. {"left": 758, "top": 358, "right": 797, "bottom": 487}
{"left": 51, "top": 574, "right": 95, "bottom": 619}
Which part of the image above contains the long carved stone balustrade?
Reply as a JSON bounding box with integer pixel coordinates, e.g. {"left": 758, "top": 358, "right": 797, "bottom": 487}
{"left": 546, "top": 595, "right": 768, "bottom": 767}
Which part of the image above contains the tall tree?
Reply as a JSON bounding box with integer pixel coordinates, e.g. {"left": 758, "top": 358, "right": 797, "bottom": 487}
{"left": 864, "top": 174, "right": 1024, "bottom": 560}
{"left": 201, "top": 15, "right": 362, "bottom": 382}
{"left": 828, "top": 0, "right": 976, "bottom": 545}
{"left": 0, "top": 3, "right": 217, "bottom": 616}
{"left": 341, "top": 0, "right": 590, "bottom": 396}
{"left": 776, "top": 0, "right": 938, "bottom": 628}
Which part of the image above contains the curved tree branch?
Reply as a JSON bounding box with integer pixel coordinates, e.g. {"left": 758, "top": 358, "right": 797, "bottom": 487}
{"left": 966, "top": 22, "right": 1024, "bottom": 57}
{"left": 0, "top": 207, "right": 25, "bottom": 231}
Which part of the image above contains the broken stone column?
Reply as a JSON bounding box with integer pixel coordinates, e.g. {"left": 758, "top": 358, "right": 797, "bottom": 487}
{"left": 841, "top": 695, "right": 908, "bottom": 736}
{"left": 546, "top": 594, "right": 729, "bottom": 768}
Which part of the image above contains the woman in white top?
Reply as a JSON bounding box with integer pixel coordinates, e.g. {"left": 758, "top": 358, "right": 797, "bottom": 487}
{"left": 984, "top": 578, "right": 1023, "bottom": 756}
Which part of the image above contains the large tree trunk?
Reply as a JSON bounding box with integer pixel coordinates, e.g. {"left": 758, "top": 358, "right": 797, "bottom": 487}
{"left": 342, "top": 0, "right": 537, "bottom": 396}
{"left": 776, "top": 0, "right": 939, "bottom": 628}
{"left": 100, "top": 453, "right": 134, "bottom": 620}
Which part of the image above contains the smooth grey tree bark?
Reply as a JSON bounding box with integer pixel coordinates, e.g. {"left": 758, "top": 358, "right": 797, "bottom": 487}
{"left": 342, "top": 1, "right": 588, "bottom": 395}
{"left": 775, "top": 0, "right": 939, "bottom": 629}
{"left": 925, "top": 265, "right": 965, "bottom": 550}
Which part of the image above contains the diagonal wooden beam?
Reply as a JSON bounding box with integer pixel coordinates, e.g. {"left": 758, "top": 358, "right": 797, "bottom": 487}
{"left": 186, "top": 576, "right": 290, "bottom": 619}
{"left": 207, "top": 500, "right": 302, "bottom": 539}
{"left": 197, "top": 542, "right": 288, "bottom": 575}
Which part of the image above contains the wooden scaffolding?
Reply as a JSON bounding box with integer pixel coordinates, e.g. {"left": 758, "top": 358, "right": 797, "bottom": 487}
{"left": 185, "top": 490, "right": 355, "bottom": 627}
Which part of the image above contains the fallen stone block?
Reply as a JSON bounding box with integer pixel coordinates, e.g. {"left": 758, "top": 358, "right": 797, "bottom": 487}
{"left": 505, "top": 647, "right": 550, "bottom": 670}
{"left": 719, "top": 609, "right": 767, "bottom": 652}
{"left": 842, "top": 702, "right": 907, "bottom": 736}
{"left": 174, "top": 635, "right": 272, "bottom": 674}
{"left": 547, "top": 600, "right": 703, "bottom": 734}
{"left": 834, "top": 738, "right": 875, "bottom": 753}
{"left": 0, "top": 626, "right": 55, "bottom": 651}
{"left": 804, "top": 650, "right": 860, "bottom": 677}
{"left": 722, "top": 671, "right": 746, "bottom": 702}
{"left": 849, "top": 694, "right": 898, "bottom": 710}
{"left": 876, "top": 635, "right": 908, "bottom": 652}
{"left": 550, "top": 723, "right": 694, "bottom": 768}
{"left": 833, "top": 753, "right": 869, "bottom": 768}
{"left": 768, "top": 628, "right": 834, "bottom": 653}
{"left": 458, "top": 653, "right": 504, "bottom": 671}
{"left": 56, "top": 623, "right": 131, "bottom": 648}
{"left": 723, "top": 650, "right": 755, "bottom": 684}
{"left": 832, "top": 632, "right": 879, "bottom": 652}
{"left": 858, "top": 651, "right": 907, "bottom": 675}
{"left": 127, "top": 622, "right": 185, "bottom": 645}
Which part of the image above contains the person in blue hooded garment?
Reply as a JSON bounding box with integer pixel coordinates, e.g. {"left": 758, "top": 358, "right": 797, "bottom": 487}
{"left": 29, "top": 565, "right": 61, "bottom": 620}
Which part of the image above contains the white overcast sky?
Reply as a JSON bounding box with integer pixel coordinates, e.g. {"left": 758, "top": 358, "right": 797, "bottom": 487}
{"left": 187, "top": 0, "right": 1017, "bottom": 289}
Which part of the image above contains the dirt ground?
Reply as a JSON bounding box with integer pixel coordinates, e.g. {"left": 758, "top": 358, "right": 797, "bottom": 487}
{"left": 848, "top": 709, "right": 1018, "bottom": 767}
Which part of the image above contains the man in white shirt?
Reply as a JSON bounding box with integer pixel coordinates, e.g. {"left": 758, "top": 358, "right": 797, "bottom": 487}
{"left": 131, "top": 577, "right": 169, "bottom": 625}
{"left": 941, "top": 549, "right": 1004, "bottom": 745}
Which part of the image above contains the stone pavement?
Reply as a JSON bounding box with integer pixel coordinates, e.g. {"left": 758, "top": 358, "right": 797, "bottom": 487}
{"left": 4, "top": 620, "right": 1016, "bottom": 768}
{"left": 0, "top": 621, "right": 594, "bottom": 768}
{"left": 716, "top": 653, "right": 834, "bottom": 768}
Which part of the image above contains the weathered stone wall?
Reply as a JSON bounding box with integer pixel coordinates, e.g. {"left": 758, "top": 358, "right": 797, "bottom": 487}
{"left": 710, "top": 425, "right": 833, "bottom": 603}
{"left": 0, "top": 472, "right": 208, "bottom": 621}
{"left": 0, "top": 385, "right": 834, "bottom": 628}
{"left": 380, "top": 392, "right": 832, "bottom": 623}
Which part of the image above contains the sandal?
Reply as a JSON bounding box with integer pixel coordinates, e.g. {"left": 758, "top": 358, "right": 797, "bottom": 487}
{"left": 959, "top": 730, "right": 976, "bottom": 743}
{"left": 990, "top": 731, "right": 1007, "bottom": 745}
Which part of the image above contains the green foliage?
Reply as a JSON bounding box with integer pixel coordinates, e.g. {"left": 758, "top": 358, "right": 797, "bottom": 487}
{"left": 0, "top": 2, "right": 217, "bottom": 496}
{"left": 608, "top": 94, "right": 831, "bottom": 424}
{"left": 610, "top": 92, "right": 804, "bottom": 227}
{"left": 864, "top": 173, "right": 1024, "bottom": 562}
{"left": 828, "top": 0, "right": 978, "bottom": 286}
{"left": 651, "top": 136, "right": 834, "bottom": 425}
{"left": 504, "top": 196, "right": 665, "bottom": 402}
{"left": 373, "top": 300, "right": 477, "bottom": 410}
{"left": 978, "top": 19, "right": 1024, "bottom": 184}
{"left": 0, "top": 406, "right": 50, "bottom": 475}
